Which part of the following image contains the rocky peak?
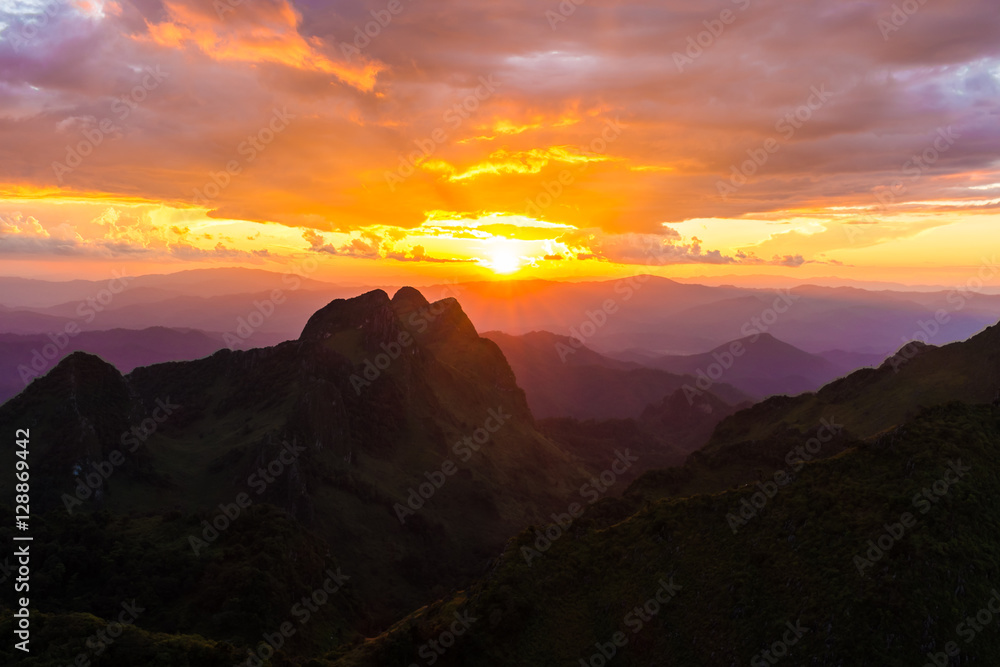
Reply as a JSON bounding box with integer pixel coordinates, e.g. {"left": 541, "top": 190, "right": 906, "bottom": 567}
{"left": 299, "top": 289, "right": 397, "bottom": 344}
{"left": 410, "top": 297, "right": 480, "bottom": 345}
{"left": 390, "top": 286, "right": 430, "bottom": 317}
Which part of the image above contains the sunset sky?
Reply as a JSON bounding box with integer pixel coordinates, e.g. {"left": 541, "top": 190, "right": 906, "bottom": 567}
{"left": 1, "top": 0, "right": 998, "bottom": 286}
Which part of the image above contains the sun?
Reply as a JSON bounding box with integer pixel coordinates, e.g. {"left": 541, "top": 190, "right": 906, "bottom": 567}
{"left": 487, "top": 249, "right": 522, "bottom": 274}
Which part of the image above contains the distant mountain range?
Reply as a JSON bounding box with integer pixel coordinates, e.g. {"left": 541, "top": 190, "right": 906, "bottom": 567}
{"left": 3, "top": 269, "right": 999, "bottom": 359}
{"left": 3, "top": 280, "right": 1000, "bottom": 665}
{"left": 633, "top": 332, "right": 877, "bottom": 399}
{"left": 482, "top": 330, "right": 749, "bottom": 419}
{"left": 0, "top": 327, "right": 225, "bottom": 405}
{"left": 432, "top": 277, "right": 1000, "bottom": 356}
{"left": 0, "top": 268, "right": 359, "bottom": 343}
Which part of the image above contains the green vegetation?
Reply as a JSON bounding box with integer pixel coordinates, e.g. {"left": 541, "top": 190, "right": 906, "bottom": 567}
{"left": 0, "top": 290, "right": 584, "bottom": 663}
{"left": 335, "top": 403, "right": 1000, "bottom": 666}
{"left": 2, "top": 292, "right": 997, "bottom": 666}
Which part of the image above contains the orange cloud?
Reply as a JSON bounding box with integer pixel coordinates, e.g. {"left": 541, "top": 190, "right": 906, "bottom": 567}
{"left": 141, "top": 0, "right": 383, "bottom": 91}
{"left": 423, "top": 146, "right": 620, "bottom": 181}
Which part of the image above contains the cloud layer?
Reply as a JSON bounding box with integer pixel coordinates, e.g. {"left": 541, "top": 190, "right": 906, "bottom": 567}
{"left": 1, "top": 0, "right": 998, "bottom": 268}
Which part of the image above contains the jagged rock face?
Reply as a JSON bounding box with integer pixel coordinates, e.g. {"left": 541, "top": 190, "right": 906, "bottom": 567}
{"left": 5, "top": 351, "right": 137, "bottom": 480}
{"left": 0, "top": 286, "right": 583, "bottom": 631}
{"left": 390, "top": 285, "right": 431, "bottom": 316}
{"left": 301, "top": 288, "right": 479, "bottom": 347}
{"left": 300, "top": 289, "right": 403, "bottom": 350}
{"left": 411, "top": 297, "right": 481, "bottom": 345}
{"left": 298, "top": 287, "right": 531, "bottom": 421}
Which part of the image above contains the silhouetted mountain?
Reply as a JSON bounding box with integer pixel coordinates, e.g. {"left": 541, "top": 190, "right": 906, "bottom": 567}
{"left": 646, "top": 333, "right": 849, "bottom": 398}
{"left": 483, "top": 330, "right": 749, "bottom": 419}
{"left": 0, "top": 267, "right": 338, "bottom": 308}
{"left": 704, "top": 320, "right": 1000, "bottom": 452}
{"left": 6, "top": 270, "right": 1000, "bottom": 361}
{"left": 0, "top": 327, "right": 225, "bottom": 405}
{"left": 325, "top": 321, "right": 1000, "bottom": 665}
{"left": 5, "top": 285, "right": 1000, "bottom": 667}
{"left": 0, "top": 288, "right": 585, "bottom": 659}
{"left": 537, "top": 386, "right": 753, "bottom": 482}
{"left": 0, "top": 269, "right": 360, "bottom": 348}
{"left": 447, "top": 277, "right": 1000, "bottom": 356}
{"left": 332, "top": 402, "right": 1000, "bottom": 666}
{"left": 0, "top": 303, "right": 74, "bottom": 334}
{"left": 625, "top": 320, "right": 1000, "bottom": 503}
{"left": 817, "top": 348, "right": 887, "bottom": 371}
{"left": 639, "top": 386, "right": 752, "bottom": 444}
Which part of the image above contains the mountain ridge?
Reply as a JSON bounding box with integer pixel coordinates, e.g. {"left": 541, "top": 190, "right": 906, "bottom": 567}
{"left": 0, "top": 287, "right": 587, "bottom": 653}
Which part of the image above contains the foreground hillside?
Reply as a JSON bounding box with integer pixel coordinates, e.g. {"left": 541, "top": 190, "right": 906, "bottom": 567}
{"left": 705, "top": 321, "right": 1000, "bottom": 452}
{"left": 330, "top": 402, "right": 1000, "bottom": 666}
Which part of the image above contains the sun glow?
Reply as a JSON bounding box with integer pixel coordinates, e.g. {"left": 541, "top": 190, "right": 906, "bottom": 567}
{"left": 484, "top": 248, "right": 523, "bottom": 274}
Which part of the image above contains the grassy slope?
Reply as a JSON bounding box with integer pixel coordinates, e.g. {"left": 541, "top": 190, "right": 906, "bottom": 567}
{"left": 707, "top": 322, "right": 1000, "bottom": 451}
{"left": 622, "top": 321, "right": 1000, "bottom": 502}
{"left": 330, "top": 402, "right": 1000, "bottom": 666}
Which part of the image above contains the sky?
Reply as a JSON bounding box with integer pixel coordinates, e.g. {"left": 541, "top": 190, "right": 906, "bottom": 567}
{"left": 0, "top": 0, "right": 998, "bottom": 287}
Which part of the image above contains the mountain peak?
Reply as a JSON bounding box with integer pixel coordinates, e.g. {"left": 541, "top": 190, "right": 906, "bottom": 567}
{"left": 390, "top": 286, "right": 430, "bottom": 316}
{"left": 299, "top": 289, "right": 392, "bottom": 341}
{"left": 48, "top": 350, "right": 123, "bottom": 383}
{"left": 733, "top": 332, "right": 780, "bottom": 347}
{"left": 415, "top": 296, "right": 479, "bottom": 344}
